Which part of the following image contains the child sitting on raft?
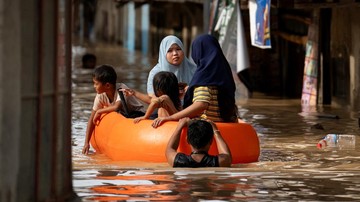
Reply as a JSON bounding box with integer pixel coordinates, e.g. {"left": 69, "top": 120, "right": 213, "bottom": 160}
{"left": 165, "top": 117, "right": 232, "bottom": 167}
{"left": 121, "top": 71, "right": 182, "bottom": 123}
{"left": 82, "top": 65, "right": 145, "bottom": 155}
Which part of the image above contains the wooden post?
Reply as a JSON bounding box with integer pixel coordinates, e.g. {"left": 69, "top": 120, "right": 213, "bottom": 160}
{"left": 319, "top": 8, "right": 332, "bottom": 105}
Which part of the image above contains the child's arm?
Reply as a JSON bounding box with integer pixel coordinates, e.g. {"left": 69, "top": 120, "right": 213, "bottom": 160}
{"left": 82, "top": 110, "right": 96, "bottom": 155}
{"left": 121, "top": 88, "right": 152, "bottom": 104}
{"left": 93, "top": 101, "right": 121, "bottom": 124}
{"left": 210, "top": 122, "right": 232, "bottom": 167}
{"left": 133, "top": 97, "right": 160, "bottom": 123}
{"left": 165, "top": 117, "right": 190, "bottom": 167}
{"left": 152, "top": 101, "right": 208, "bottom": 128}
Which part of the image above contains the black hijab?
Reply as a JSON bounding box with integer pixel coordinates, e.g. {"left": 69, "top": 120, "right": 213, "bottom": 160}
{"left": 183, "top": 34, "right": 237, "bottom": 122}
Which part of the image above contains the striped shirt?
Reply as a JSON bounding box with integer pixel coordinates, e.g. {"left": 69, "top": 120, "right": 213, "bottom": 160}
{"left": 193, "top": 86, "right": 223, "bottom": 122}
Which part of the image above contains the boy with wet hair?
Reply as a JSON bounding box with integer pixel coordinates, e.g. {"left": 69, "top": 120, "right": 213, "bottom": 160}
{"left": 165, "top": 117, "right": 232, "bottom": 167}
{"left": 82, "top": 64, "right": 145, "bottom": 155}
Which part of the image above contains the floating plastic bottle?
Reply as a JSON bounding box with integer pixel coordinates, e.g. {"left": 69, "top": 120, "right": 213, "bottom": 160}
{"left": 317, "top": 134, "right": 356, "bottom": 149}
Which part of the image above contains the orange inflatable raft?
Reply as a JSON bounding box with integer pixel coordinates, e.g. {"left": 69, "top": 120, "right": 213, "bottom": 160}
{"left": 91, "top": 112, "right": 260, "bottom": 164}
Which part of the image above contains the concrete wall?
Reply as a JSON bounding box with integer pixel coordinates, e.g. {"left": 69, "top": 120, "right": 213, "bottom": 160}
{"left": 0, "top": 0, "right": 76, "bottom": 201}
{"left": 0, "top": 0, "right": 22, "bottom": 201}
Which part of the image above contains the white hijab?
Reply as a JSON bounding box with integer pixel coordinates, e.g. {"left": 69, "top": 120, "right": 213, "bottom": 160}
{"left": 147, "top": 35, "right": 197, "bottom": 95}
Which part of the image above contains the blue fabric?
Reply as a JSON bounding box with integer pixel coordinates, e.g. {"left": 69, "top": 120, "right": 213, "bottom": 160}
{"left": 147, "top": 35, "right": 196, "bottom": 95}
{"left": 183, "top": 34, "right": 236, "bottom": 121}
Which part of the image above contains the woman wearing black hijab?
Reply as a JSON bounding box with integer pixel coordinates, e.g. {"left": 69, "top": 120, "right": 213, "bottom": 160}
{"left": 152, "top": 34, "right": 238, "bottom": 128}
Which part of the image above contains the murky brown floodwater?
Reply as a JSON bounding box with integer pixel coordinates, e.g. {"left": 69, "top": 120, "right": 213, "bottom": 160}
{"left": 72, "top": 42, "right": 360, "bottom": 201}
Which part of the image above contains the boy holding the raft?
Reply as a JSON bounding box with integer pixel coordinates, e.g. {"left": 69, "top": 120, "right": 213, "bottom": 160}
{"left": 82, "top": 65, "right": 145, "bottom": 155}
{"left": 165, "top": 117, "right": 232, "bottom": 167}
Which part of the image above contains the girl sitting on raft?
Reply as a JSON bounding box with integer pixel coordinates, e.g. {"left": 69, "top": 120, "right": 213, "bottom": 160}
{"left": 121, "top": 71, "right": 182, "bottom": 123}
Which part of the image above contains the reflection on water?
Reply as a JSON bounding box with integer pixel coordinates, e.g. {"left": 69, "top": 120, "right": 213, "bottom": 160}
{"left": 73, "top": 169, "right": 360, "bottom": 201}
{"left": 72, "top": 42, "right": 360, "bottom": 201}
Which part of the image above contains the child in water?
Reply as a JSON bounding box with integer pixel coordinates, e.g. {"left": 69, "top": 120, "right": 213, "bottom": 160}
{"left": 165, "top": 117, "right": 232, "bottom": 167}
{"left": 82, "top": 53, "right": 97, "bottom": 69}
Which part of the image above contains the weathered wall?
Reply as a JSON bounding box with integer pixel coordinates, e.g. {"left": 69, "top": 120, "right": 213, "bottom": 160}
{"left": 348, "top": 7, "right": 360, "bottom": 110}
{"left": 0, "top": 0, "right": 76, "bottom": 201}
{"left": 0, "top": 0, "right": 22, "bottom": 201}
{"left": 331, "top": 7, "right": 360, "bottom": 109}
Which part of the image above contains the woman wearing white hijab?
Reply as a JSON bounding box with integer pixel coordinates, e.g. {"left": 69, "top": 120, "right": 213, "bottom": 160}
{"left": 121, "top": 35, "right": 196, "bottom": 119}
{"left": 147, "top": 35, "right": 197, "bottom": 96}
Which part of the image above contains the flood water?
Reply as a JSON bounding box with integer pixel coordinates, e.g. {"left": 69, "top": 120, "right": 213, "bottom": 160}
{"left": 71, "top": 42, "right": 360, "bottom": 201}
